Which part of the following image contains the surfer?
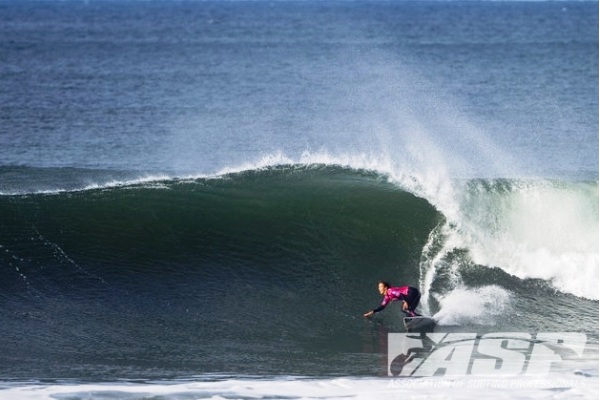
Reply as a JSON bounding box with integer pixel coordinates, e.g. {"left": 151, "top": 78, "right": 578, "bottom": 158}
{"left": 363, "top": 281, "right": 421, "bottom": 318}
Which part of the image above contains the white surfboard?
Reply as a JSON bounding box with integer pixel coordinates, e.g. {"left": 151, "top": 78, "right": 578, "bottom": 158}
{"left": 403, "top": 316, "right": 436, "bottom": 331}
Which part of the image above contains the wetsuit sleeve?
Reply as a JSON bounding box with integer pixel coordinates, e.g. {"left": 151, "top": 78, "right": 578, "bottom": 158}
{"left": 372, "top": 305, "right": 385, "bottom": 313}
{"left": 372, "top": 296, "right": 390, "bottom": 313}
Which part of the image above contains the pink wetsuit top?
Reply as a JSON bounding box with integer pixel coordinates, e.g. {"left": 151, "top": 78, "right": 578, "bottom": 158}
{"left": 381, "top": 286, "right": 410, "bottom": 307}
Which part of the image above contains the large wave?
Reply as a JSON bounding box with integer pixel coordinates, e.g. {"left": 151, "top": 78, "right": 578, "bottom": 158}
{"left": 1, "top": 162, "right": 597, "bottom": 301}
{"left": 0, "top": 162, "right": 597, "bottom": 378}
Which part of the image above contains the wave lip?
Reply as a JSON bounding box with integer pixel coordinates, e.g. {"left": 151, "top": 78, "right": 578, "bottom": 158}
{"left": 0, "top": 166, "right": 174, "bottom": 196}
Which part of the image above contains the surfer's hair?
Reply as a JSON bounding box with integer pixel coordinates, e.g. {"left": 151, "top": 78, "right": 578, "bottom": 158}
{"left": 378, "top": 281, "right": 391, "bottom": 289}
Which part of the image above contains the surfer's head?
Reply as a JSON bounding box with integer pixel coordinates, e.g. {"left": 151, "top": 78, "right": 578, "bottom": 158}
{"left": 378, "top": 281, "right": 390, "bottom": 295}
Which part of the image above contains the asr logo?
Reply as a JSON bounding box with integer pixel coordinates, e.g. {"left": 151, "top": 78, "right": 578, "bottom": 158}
{"left": 388, "top": 332, "right": 588, "bottom": 377}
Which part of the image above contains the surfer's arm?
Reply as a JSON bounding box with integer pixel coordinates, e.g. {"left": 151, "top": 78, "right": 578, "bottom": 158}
{"left": 372, "top": 305, "right": 386, "bottom": 313}
{"left": 363, "top": 302, "right": 387, "bottom": 317}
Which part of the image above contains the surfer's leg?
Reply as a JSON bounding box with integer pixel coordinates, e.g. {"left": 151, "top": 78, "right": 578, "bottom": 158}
{"left": 406, "top": 288, "right": 421, "bottom": 316}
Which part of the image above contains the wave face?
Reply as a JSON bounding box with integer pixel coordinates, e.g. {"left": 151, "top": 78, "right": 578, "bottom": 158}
{"left": 0, "top": 165, "right": 597, "bottom": 378}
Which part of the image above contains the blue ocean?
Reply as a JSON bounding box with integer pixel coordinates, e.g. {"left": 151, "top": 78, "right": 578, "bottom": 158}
{"left": 0, "top": 1, "right": 598, "bottom": 399}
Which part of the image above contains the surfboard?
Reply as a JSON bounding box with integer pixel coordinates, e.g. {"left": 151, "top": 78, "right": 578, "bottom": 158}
{"left": 403, "top": 316, "right": 435, "bottom": 332}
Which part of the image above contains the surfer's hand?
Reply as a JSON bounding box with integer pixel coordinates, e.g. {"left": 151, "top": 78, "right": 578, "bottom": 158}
{"left": 364, "top": 311, "right": 374, "bottom": 318}
{"left": 402, "top": 301, "right": 408, "bottom": 310}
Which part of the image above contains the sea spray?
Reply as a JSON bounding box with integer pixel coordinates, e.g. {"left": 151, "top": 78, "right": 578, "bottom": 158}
{"left": 433, "top": 285, "right": 513, "bottom": 326}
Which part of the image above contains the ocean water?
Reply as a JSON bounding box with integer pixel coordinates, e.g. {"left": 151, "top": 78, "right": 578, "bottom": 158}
{"left": 0, "top": 1, "right": 598, "bottom": 399}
